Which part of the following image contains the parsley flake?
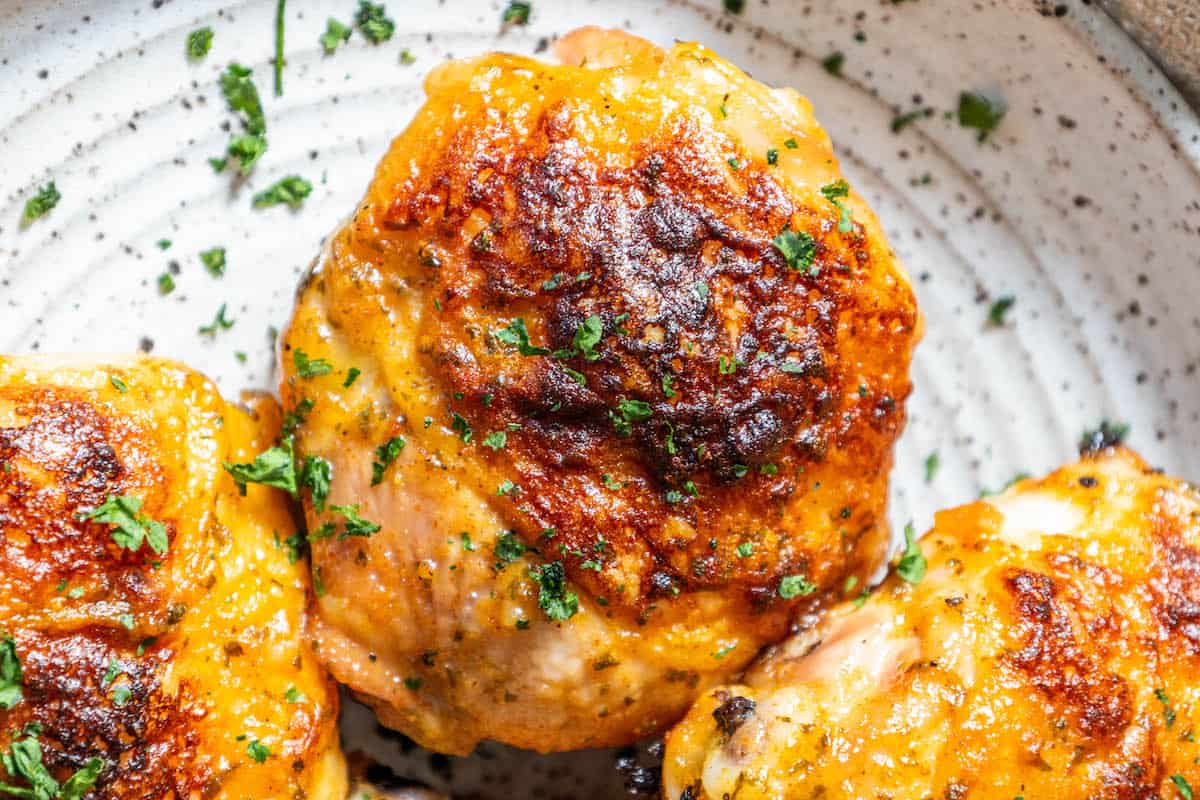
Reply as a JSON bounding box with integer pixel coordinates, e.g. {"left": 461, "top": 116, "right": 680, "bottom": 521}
{"left": 772, "top": 226, "right": 817, "bottom": 274}
{"left": 320, "top": 18, "right": 352, "bottom": 54}
{"left": 200, "top": 246, "right": 226, "bottom": 277}
{"left": 820, "top": 180, "right": 854, "bottom": 233}
{"left": 496, "top": 318, "right": 549, "bottom": 356}
{"left": 198, "top": 304, "right": 235, "bottom": 336}
{"left": 493, "top": 531, "right": 526, "bottom": 571}
{"left": 80, "top": 495, "right": 169, "bottom": 555}
{"left": 22, "top": 182, "right": 60, "bottom": 225}
{"left": 530, "top": 561, "right": 579, "bottom": 621}
{"left": 187, "top": 27, "right": 214, "bottom": 60}
{"left": 822, "top": 51, "right": 845, "bottom": 77}
{"left": 246, "top": 740, "right": 270, "bottom": 763}
{"left": 252, "top": 176, "right": 312, "bottom": 209}
{"left": 0, "top": 636, "right": 22, "bottom": 710}
{"left": 896, "top": 522, "right": 926, "bottom": 584}
{"left": 957, "top": 91, "right": 1007, "bottom": 142}
{"left": 370, "top": 436, "right": 405, "bottom": 486}
{"left": 501, "top": 1, "right": 532, "bottom": 25}
{"left": 293, "top": 349, "right": 333, "bottom": 378}
{"left": 779, "top": 574, "right": 817, "bottom": 599}
{"left": 355, "top": 1, "right": 395, "bottom": 43}
{"left": 482, "top": 431, "right": 507, "bottom": 451}
{"left": 224, "top": 437, "right": 297, "bottom": 496}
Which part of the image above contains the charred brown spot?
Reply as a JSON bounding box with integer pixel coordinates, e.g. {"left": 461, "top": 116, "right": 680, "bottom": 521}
{"left": 711, "top": 694, "right": 756, "bottom": 738}
{"left": 1003, "top": 568, "right": 1132, "bottom": 741}
{"left": 0, "top": 629, "right": 206, "bottom": 800}
{"left": 0, "top": 388, "right": 175, "bottom": 621}
{"left": 1148, "top": 508, "right": 1200, "bottom": 653}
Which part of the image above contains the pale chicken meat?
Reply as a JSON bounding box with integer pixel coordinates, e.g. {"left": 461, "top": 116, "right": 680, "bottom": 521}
{"left": 281, "top": 28, "right": 919, "bottom": 754}
{"left": 663, "top": 447, "right": 1200, "bottom": 800}
{"left": 0, "top": 356, "right": 346, "bottom": 799}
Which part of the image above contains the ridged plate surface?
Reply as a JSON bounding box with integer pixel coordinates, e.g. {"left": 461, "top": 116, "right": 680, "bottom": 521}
{"left": 2, "top": 0, "right": 1199, "bottom": 796}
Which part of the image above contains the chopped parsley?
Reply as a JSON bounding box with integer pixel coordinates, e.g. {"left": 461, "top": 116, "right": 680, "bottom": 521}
{"left": 610, "top": 398, "right": 652, "bottom": 437}
{"left": 403, "top": 676, "right": 422, "bottom": 690}
{"left": 299, "top": 455, "right": 331, "bottom": 511}
{"left": 957, "top": 91, "right": 1007, "bottom": 142}
{"left": 496, "top": 480, "right": 518, "bottom": 497}
{"left": 530, "top": 561, "right": 579, "bottom": 621}
{"left": 1156, "top": 688, "right": 1177, "bottom": 728}
{"left": 216, "top": 64, "right": 267, "bottom": 175}
{"left": 282, "top": 398, "right": 314, "bottom": 435}
{"left": 224, "top": 437, "right": 297, "bottom": 496}
{"left": 0, "top": 636, "right": 22, "bottom": 710}
{"left": 496, "top": 318, "right": 549, "bottom": 356}
{"left": 200, "top": 246, "right": 226, "bottom": 277}
{"left": 501, "top": 1, "right": 532, "bottom": 25}
{"left": 198, "top": 304, "right": 235, "bottom": 336}
{"left": 821, "top": 51, "right": 844, "bottom": 77}
{"left": 80, "top": 495, "right": 169, "bottom": 555}
{"left": 285, "top": 685, "right": 304, "bottom": 704}
{"left": 187, "top": 27, "right": 214, "bottom": 60}
{"left": 766, "top": 148, "right": 778, "bottom": 165}
{"left": 156, "top": 239, "right": 172, "bottom": 250}
{"left": 784, "top": 138, "right": 798, "bottom": 149}
{"left": 370, "top": 436, "right": 405, "bottom": 485}
{"left": 602, "top": 474, "right": 624, "bottom": 490}
{"left": 987, "top": 295, "right": 1015, "bottom": 326}
{"left": 320, "top": 18, "right": 352, "bottom": 54}
{"left": 342, "top": 367, "right": 361, "bottom": 387}
{"left": 736, "top": 542, "right": 753, "bottom": 558}
{"left": 718, "top": 356, "right": 737, "bottom": 375}
{"left": 252, "top": 175, "right": 312, "bottom": 209}
{"left": 890, "top": 107, "right": 930, "bottom": 133}
{"left": 541, "top": 273, "right": 564, "bottom": 291}
{"left": 779, "top": 574, "right": 817, "bottom": 599}
{"left": 330, "top": 504, "right": 380, "bottom": 539}
{"left": 22, "top": 182, "right": 60, "bottom": 225}
{"left": 896, "top": 522, "right": 926, "bottom": 584}
{"left": 1172, "top": 775, "right": 1193, "bottom": 800}
{"left": 924, "top": 451, "right": 940, "bottom": 483}
{"left": 713, "top": 644, "right": 736, "bottom": 659}
{"left": 0, "top": 731, "right": 102, "bottom": 800}
{"left": 493, "top": 531, "right": 526, "bottom": 571}
{"left": 773, "top": 226, "right": 816, "bottom": 273}
{"left": 451, "top": 412, "right": 473, "bottom": 443}
{"left": 820, "top": 180, "right": 854, "bottom": 233}
{"left": 571, "top": 315, "right": 603, "bottom": 361}
{"left": 661, "top": 372, "right": 677, "bottom": 398}
{"left": 246, "top": 740, "right": 270, "bottom": 763}
{"left": 723, "top": 0, "right": 744, "bottom": 11}
{"left": 293, "top": 349, "right": 333, "bottom": 378}
{"left": 355, "top": 1, "right": 395, "bottom": 43}
{"left": 109, "top": 375, "right": 129, "bottom": 394}
{"left": 273, "top": 0, "right": 286, "bottom": 97}
{"left": 481, "top": 431, "right": 507, "bottom": 451}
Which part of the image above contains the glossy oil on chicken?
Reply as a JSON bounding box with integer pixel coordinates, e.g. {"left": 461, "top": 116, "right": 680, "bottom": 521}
{"left": 0, "top": 356, "right": 345, "bottom": 799}
{"left": 281, "top": 27, "right": 919, "bottom": 754}
{"left": 664, "top": 447, "right": 1200, "bottom": 800}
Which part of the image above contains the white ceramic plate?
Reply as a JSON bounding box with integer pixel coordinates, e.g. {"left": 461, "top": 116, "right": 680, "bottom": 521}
{"left": 3, "top": 0, "right": 1199, "bottom": 796}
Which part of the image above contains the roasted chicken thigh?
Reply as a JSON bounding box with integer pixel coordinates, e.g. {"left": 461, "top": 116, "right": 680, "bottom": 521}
{"left": 664, "top": 448, "right": 1200, "bottom": 800}
{"left": 282, "top": 28, "right": 919, "bottom": 754}
{"left": 0, "top": 356, "right": 345, "bottom": 799}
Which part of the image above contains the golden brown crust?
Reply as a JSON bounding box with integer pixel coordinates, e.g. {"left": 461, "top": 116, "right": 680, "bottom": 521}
{"left": 5, "top": 630, "right": 206, "bottom": 799}
{"left": 283, "top": 28, "right": 917, "bottom": 753}
{"left": 662, "top": 448, "right": 1200, "bottom": 800}
{"left": 0, "top": 356, "right": 346, "bottom": 800}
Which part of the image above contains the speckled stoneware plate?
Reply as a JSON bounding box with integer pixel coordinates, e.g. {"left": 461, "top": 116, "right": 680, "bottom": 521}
{"left": 2, "top": 0, "right": 1199, "bottom": 797}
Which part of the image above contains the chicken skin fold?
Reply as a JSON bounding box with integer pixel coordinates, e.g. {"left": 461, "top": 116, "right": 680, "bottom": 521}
{"left": 664, "top": 448, "right": 1200, "bottom": 800}
{"left": 0, "top": 356, "right": 346, "bottom": 799}
{"left": 281, "top": 27, "right": 919, "bottom": 754}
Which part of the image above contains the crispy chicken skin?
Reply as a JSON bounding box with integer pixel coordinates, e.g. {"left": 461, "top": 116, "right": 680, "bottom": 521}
{"left": 0, "top": 356, "right": 346, "bottom": 799}
{"left": 664, "top": 448, "right": 1200, "bottom": 800}
{"left": 282, "top": 28, "right": 918, "bottom": 754}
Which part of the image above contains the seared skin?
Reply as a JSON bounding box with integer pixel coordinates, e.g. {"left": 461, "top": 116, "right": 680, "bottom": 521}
{"left": 664, "top": 448, "right": 1200, "bottom": 800}
{"left": 0, "top": 356, "right": 346, "bottom": 799}
{"left": 282, "top": 28, "right": 918, "bottom": 754}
